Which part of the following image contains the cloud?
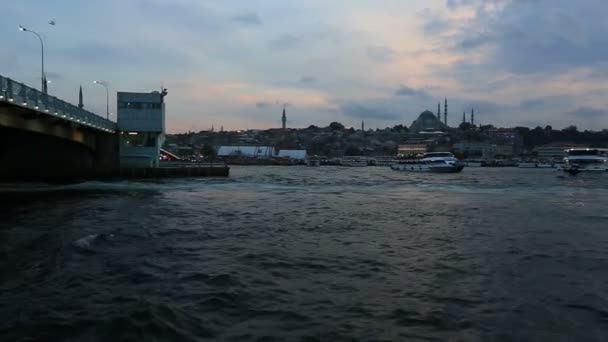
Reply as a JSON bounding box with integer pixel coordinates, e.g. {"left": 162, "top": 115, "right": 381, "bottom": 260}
{"left": 519, "top": 98, "right": 546, "bottom": 110}
{"left": 568, "top": 107, "right": 607, "bottom": 118}
{"left": 134, "top": 1, "right": 222, "bottom": 33}
{"left": 232, "top": 12, "right": 263, "bottom": 26}
{"left": 57, "top": 41, "right": 195, "bottom": 70}
{"left": 447, "top": 0, "right": 608, "bottom": 74}
{"left": 445, "top": 0, "right": 476, "bottom": 10}
{"left": 269, "top": 34, "right": 304, "bottom": 49}
{"left": 467, "top": 100, "right": 510, "bottom": 115}
{"left": 340, "top": 102, "right": 400, "bottom": 121}
{"left": 519, "top": 96, "right": 574, "bottom": 110}
{"left": 420, "top": 9, "right": 455, "bottom": 35}
{"left": 366, "top": 46, "right": 394, "bottom": 63}
{"left": 300, "top": 76, "right": 317, "bottom": 84}
{"left": 45, "top": 71, "right": 64, "bottom": 81}
{"left": 255, "top": 101, "right": 272, "bottom": 108}
{"left": 394, "top": 85, "right": 432, "bottom": 99}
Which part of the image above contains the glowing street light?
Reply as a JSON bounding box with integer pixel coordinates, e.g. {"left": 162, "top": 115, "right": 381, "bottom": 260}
{"left": 19, "top": 25, "right": 47, "bottom": 93}
{"left": 93, "top": 80, "right": 110, "bottom": 120}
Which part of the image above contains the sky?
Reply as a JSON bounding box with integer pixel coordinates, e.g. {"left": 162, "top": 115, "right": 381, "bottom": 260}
{"left": 2, "top": 0, "right": 607, "bottom": 132}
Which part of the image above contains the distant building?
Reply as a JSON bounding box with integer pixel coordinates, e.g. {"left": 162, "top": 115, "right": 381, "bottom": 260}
{"left": 410, "top": 110, "right": 447, "bottom": 133}
{"left": 453, "top": 142, "right": 496, "bottom": 158}
{"left": 117, "top": 90, "right": 166, "bottom": 168}
{"left": 495, "top": 145, "right": 514, "bottom": 156}
{"left": 277, "top": 149, "right": 307, "bottom": 160}
{"left": 217, "top": 146, "right": 275, "bottom": 158}
{"left": 488, "top": 129, "right": 523, "bottom": 154}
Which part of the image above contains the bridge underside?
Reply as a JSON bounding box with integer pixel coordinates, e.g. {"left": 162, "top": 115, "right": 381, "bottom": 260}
{"left": 0, "top": 102, "right": 98, "bottom": 149}
{"left": 0, "top": 104, "right": 119, "bottom": 183}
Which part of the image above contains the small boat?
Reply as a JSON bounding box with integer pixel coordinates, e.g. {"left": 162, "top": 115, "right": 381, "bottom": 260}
{"left": 306, "top": 157, "right": 321, "bottom": 167}
{"left": 464, "top": 159, "right": 485, "bottom": 167}
{"left": 518, "top": 160, "right": 555, "bottom": 168}
{"left": 390, "top": 152, "right": 464, "bottom": 173}
{"left": 562, "top": 148, "right": 608, "bottom": 173}
{"left": 341, "top": 159, "right": 368, "bottom": 167}
{"left": 517, "top": 160, "right": 537, "bottom": 168}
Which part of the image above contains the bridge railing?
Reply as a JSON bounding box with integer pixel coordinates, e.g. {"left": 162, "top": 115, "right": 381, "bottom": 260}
{"left": 0, "top": 74, "right": 116, "bottom": 132}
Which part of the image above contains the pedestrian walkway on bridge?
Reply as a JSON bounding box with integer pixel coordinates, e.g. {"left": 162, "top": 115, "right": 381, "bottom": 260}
{"left": 0, "top": 74, "right": 116, "bottom": 133}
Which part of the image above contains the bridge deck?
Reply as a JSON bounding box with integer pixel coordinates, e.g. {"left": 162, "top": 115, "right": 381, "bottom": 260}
{"left": 0, "top": 74, "right": 117, "bottom": 133}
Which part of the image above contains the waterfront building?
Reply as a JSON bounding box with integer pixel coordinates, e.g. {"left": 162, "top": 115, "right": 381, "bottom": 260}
{"left": 277, "top": 149, "right": 308, "bottom": 160}
{"left": 117, "top": 90, "right": 167, "bottom": 168}
{"left": 495, "top": 145, "right": 514, "bottom": 157}
{"left": 453, "top": 142, "right": 496, "bottom": 158}
{"left": 488, "top": 129, "right": 524, "bottom": 154}
{"left": 217, "top": 146, "right": 275, "bottom": 158}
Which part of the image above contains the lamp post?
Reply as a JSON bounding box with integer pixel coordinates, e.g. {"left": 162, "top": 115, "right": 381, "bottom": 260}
{"left": 19, "top": 25, "right": 46, "bottom": 93}
{"left": 93, "top": 80, "right": 109, "bottom": 120}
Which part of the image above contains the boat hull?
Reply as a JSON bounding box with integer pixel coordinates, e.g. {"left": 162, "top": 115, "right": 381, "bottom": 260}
{"left": 390, "top": 163, "right": 464, "bottom": 173}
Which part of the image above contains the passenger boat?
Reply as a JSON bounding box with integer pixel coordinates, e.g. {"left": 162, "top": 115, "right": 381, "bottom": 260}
{"left": 562, "top": 148, "right": 608, "bottom": 174}
{"left": 341, "top": 159, "right": 368, "bottom": 167}
{"left": 518, "top": 160, "right": 555, "bottom": 168}
{"left": 390, "top": 152, "right": 464, "bottom": 173}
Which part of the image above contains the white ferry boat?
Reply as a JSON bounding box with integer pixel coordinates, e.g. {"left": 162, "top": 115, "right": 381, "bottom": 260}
{"left": 390, "top": 152, "right": 464, "bottom": 173}
{"left": 518, "top": 160, "right": 555, "bottom": 168}
{"left": 562, "top": 148, "right": 608, "bottom": 174}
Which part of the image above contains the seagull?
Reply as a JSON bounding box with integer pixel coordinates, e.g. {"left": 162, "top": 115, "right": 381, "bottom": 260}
{"left": 49, "top": 19, "right": 56, "bottom": 26}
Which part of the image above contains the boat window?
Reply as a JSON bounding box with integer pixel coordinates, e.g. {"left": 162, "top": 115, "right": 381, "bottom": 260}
{"left": 567, "top": 149, "right": 600, "bottom": 156}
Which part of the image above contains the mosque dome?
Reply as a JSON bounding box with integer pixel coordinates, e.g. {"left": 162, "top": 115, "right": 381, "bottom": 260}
{"left": 409, "top": 110, "right": 446, "bottom": 132}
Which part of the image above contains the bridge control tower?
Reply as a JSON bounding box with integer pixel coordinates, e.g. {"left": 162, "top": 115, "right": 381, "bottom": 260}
{"left": 117, "top": 90, "right": 166, "bottom": 168}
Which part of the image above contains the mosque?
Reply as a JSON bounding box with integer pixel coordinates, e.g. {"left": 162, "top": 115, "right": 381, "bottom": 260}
{"left": 409, "top": 98, "right": 449, "bottom": 133}
{"left": 409, "top": 98, "right": 476, "bottom": 133}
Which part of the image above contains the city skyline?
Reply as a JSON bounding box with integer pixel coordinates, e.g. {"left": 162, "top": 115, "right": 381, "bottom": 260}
{"left": 2, "top": 0, "right": 607, "bottom": 133}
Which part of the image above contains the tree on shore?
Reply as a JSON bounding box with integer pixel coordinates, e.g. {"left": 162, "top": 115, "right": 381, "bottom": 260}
{"left": 201, "top": 144, "right": 216, "bottom": 158}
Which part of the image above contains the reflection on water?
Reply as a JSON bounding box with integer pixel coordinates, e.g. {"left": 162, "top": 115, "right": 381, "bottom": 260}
{"left": 1, "top": 166, "right": 607, "bottom": 341}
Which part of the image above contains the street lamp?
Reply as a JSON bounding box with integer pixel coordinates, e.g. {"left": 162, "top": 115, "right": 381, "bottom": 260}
{"left": 93, "top": 80, "right": 109, "bottom": 120}
{"left": 19, "top": 25, "right": 46, "bottom": 93}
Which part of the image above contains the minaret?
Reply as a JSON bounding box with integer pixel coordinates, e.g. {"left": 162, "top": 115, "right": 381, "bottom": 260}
{"left": 471, "top": 108, "right": 475, "bottom": 126}
{"left": 437, "top": 102, "right": 441, "bottom": 120}
{"left": 444, "top": 98, "right": 447, "bottom": 126}
{"left": 211, "top": 124, "right": 214, "bottom": 132}
{"left": 78, "top": 85, "right": 84, "bottom": 109}
{"left": 361, "top": 120, "right": 365, "bottom": 131}
{"left": 220, "top": 125, "right": 224, "bottom": 133}
{"left": 281, "top": 107, "right": 286, "bottom": 130}
{"left": 462, "top": 111, "right": 466, "bottom": 124}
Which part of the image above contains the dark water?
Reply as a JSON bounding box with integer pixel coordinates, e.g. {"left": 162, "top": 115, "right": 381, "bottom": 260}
{"left": 1, "top": 166, "right": 608, "bottom": 341}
